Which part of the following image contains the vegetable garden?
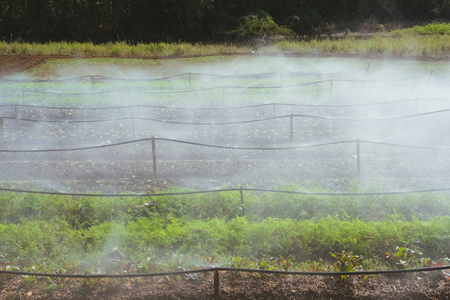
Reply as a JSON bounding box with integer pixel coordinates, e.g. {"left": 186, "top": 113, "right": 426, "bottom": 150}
{"left": 0, "top": 56, "right": 449, "bottom": 299}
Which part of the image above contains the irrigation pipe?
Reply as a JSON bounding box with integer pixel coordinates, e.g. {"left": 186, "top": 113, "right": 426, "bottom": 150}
{"left": 0, "top": 76, "right": 421, "bottom": 98}
{"left": 0, "top": 265, "right": 449, "bottom": 279}
{"left": 0, "top": 187, "right": 238, "bottom": 197}
{"left": 2, "top": 109, "right": 450, "bottom": 125}
{"left": 0, "top": 138, "right": 449, "bottom": 153}
{"left": 0, "top": 138, "right": 357, "bottom": 152}
{"left": 0, "top": 68, "right": 369, "bottom": 84}
{"left": 1, "top": 98, "right": 450, "bottom": 112}
{"left": 1, "top": 186, "right": 450, "bottom": 198}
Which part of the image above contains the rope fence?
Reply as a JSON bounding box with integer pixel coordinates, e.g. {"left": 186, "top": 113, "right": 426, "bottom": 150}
{"left": 0, "top": 72, "right": 433, "bottom": 107}
{"left": 0, "top": 137, "right": 449, "bottom": 176}
{"left": 0, "top": 77, "right": 419, "bottom": 93}
{"left": 0, "top": 109, "right": 449, "bottom": 124}
{"left": 1, "top": 98, "right": 449, "bottom": 124}
{"left": 0, "top": 106, "right": 448, "bottom": 150}
{"left": 0, "top": 265, "right": 448, "bottom": 300}
{"left": 0, "top": 68, "right": 430, "bottom": 94}
{"left": 2, "top": 97, "right": 449, "bottom": 110}
{"left": 1, "top": 185, "right": 450, "bottom": 198}
{"left": 0, "top": 67, "right": 372, "bottom": 84}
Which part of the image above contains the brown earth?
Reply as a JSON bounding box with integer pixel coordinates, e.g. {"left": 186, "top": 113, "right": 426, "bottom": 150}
{"left": 0, "top": 270, "right": 449, "bottom": 300}
{"left": 0, "top": 55, "right": 67, "bottom": 78}
{"left": 0, "top": 54, "right": 449, "bottom": 299}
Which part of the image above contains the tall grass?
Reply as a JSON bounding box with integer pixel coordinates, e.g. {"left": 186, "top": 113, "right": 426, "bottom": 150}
{"left": 392, "top": 23, "right": 450, "bottom": 36}
{"left": 266, "top": 35, "right": 450, "bottom": 57}
{"left": 2, "top": 35, "right": 450, "bottom": 58}
{"left": 0, "top": 41, "right": 251, "bottom": 57}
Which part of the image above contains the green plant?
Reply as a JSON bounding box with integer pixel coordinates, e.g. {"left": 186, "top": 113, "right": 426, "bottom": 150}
{"left": 276, "top": 254, "right": 293, "bottom": 271}
{"left": 309, "top": 260, "right": 323, "bottom": 272}
{"left": 330, "top": 251, "right": 363, "bottom": 280}
{"left": 230, "top": 11, "right": 294, "bottom": 42}
{"left": 384, "top": 246, "right": 429, "bottom": 269}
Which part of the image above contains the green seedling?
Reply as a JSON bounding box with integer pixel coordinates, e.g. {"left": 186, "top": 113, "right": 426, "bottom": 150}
{"left": 330, "top": 251, "right": 363, "bottom": 280}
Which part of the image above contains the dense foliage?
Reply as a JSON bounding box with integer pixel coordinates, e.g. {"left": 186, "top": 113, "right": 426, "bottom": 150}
{"left": 0, "top": 188, "right": 448, "bottom": 271}
{"left": 1, "top": 0, "right": 449, "bottom": 43}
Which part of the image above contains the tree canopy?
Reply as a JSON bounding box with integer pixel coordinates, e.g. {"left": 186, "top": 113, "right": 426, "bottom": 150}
{"left": 1, "top": 0, "right": 449, "bottom": 42}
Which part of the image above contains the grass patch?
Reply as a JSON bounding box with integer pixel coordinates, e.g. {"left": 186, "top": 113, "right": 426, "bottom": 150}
{"left": 0, "top": 41, "right": 251, "bottom": 57}
{"left": 392, "top": 23, "right": 450, "bottom": 36}
{"left": 3, "top": 31, "right": 450, "bottom": 59}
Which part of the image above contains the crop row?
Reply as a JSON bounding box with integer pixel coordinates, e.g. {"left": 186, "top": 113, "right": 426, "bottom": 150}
{"left": 0, "top": 187, "right": 448, "bottom": 270}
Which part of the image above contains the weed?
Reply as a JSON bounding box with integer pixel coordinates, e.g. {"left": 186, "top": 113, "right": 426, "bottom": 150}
{"left": 330, "top": 251, "right": 363, "bottom": 280}
{"left": 276, "top": 254, "right": 293, "bottom": 271}
{"left": 384, "top": 246, "right": 430, "bottom": 269}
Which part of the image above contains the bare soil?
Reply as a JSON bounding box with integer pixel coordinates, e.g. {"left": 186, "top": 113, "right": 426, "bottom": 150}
{"left": 0, "top": 54, "right": 449, "bottom": 299}
{"left": 0, "top": 270, "right": 449, "bottom": 300}
{"left": 0, "top": 55, "right": 68, "bottom": 78}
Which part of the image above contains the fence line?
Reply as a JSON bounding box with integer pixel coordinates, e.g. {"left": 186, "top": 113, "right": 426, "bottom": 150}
{"left": 1, "top": 109, "right": 449, "bottom": 126}
{"left": 0, "top": 70, "right": 426, "bottom": 87}
{"left": 1, "top": 186, "right": 450, "bottom": 198}
{"left": 0, "top": 75, "right": 428, "bottom": 99}
{"left": 1, "top": 264, "right": 448, "bottom": 300}
{"left": 0, "top": 265, "right": 448, "bottom": 278}
{"left": 0, "top": 265, "right": 448, "bottom": 300}
{"left": 3, "top": 137, "right": 450, "bottom": 153}
{"left": 0, "top": 137, "right": 447, "bottom": 177}
{"left": 0, "top": 98, "right": 449, "bottom": 117}
{"left": 0, "top": 67, "right": 371, "bottom": 84}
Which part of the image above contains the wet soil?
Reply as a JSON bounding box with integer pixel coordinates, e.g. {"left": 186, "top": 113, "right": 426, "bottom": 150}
{"left": 0, "top": 270, "right": 449, "bottom": 300}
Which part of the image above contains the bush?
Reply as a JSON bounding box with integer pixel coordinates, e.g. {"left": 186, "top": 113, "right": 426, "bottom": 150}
{"left": 230, "top": 11, "right": 294, "bottom": 43}
{"left": 392, "top": 23, "right": 450, "bottom": 37}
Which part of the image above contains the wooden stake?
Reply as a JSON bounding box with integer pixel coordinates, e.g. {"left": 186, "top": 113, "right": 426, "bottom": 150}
{"left": 240, "top": 186, "right": 245, "bottom": 216}
{"left": 330, "top": 79, "right": 333, "bottom": 97}
{"left": 132, "top": 115, "right": 136, "bottom": 140}
{"left": 356, "top": 139, "right": 361, "bottom": 176}
{"left": 189, "top": 73, "right": 192, "bottom": 90}
{"left": 222, "top": 87, "right": 225, "bottom": 104}
{"left": 214, "top": 269, "right": 219, "bottom": 300}
{"left": 152, "top": 137, "right": 157, "bottom": 177}
{"left": 0, "top": 118, "right": 3, "bottom": 146}
{"left": 290, "top": 114, "right": 294, "bottom": 142}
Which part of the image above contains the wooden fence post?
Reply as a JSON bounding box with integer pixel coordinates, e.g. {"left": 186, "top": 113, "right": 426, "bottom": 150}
{"left": 330, "top": 79, "right": 333, "bottom": 97}
{"left": 152, "top": 136, "right": 157, "bottom": 177}
{"left": 240, "top": 186, "right": 245, "bottom": 216}
{"left": 290, "top": 114, "right": 294, "bottom": 142}
{"left": 214, "top": 269, "right": 220, "bottom": 300}
{"left": 222, "top": 87, "right": 225, "bottom": 104}
{"left": 189, "top": 73, "right": 192, "bottom": 90}
{"left": 0, "top": 118, "right": 3, "bottom": 146}
{"left": 356, "top": 139, "right": 361, "bottom": 176}
{"left": 132, "top": 115, "right": 136, "bottom": 140}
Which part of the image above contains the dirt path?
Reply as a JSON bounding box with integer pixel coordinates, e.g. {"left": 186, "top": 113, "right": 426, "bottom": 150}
{"left": 0, "top": 55, "right": 63, "bottom": 77}
{"left": 2, "top": 53, "right": 450, "bottom": 79}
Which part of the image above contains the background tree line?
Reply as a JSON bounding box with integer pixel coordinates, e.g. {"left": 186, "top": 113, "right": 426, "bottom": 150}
{"left": 1, "top": 0, "right": 449, "bottom": 43}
